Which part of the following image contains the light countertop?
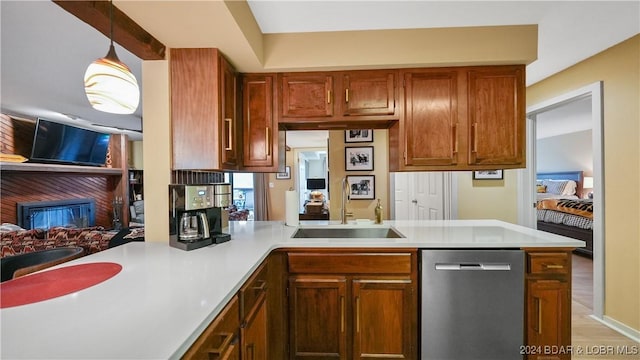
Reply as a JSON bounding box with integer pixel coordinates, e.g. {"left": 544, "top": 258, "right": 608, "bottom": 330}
{"left": 0, "top": 220, "right": 584, "bottom": 359}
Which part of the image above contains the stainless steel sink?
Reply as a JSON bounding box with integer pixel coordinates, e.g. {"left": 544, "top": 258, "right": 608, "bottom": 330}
{"left": 291, "top": 227, "right": 404, "bottom": 239}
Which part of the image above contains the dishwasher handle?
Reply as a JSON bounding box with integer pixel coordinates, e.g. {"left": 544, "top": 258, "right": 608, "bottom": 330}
{"left": 435, "top": 263, "right": 512, "bottom": 271}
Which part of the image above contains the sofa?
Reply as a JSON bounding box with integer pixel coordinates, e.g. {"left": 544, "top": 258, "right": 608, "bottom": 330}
{"left": 228, "top": 205, "right": 250, "bottom": 221}
{"left": 0, "top": 225, "right": 144, "bottom": 259}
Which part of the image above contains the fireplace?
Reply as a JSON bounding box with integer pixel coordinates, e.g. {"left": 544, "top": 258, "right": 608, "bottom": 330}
{"left": 17, "top": 198, "right": 96, "bottom": 230}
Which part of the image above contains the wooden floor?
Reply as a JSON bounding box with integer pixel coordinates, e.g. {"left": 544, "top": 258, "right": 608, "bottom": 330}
{"left": 571, "top": 254, "right": 639, "bottom": 359}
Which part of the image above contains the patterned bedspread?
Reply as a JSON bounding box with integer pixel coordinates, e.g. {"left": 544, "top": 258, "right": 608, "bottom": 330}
{"left": 537, "top": 198, "right": 593, "bottom": 219}
{"left": 536, "top": 198, "right": 593, "bottom": 230}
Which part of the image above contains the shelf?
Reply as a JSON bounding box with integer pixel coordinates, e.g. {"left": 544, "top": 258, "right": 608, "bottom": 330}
{"left": 0, "top": 162, "right": 124, "bottom": 175}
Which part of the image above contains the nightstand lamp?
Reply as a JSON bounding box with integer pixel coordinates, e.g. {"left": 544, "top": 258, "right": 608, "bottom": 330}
{"left": 583, "top": 176, "right": 594, "bottom": 199}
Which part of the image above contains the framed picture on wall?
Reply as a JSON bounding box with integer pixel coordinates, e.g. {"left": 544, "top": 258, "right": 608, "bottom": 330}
{"left": 346, "top": 175, "right": 375, "bottom": 200}
{"left": 345, "top": 129, "right": 373, "bottom": 143}
{"left": 473, "top": 170, "right": 503, "bottom": 180}
{"left": 276, "top": 166, "right": 291, "bottom": 179}
{"left": 345, "top": 146, "right": 374, "bottom": 171}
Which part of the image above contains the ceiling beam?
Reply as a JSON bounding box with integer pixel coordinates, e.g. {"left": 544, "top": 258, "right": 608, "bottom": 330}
{"left": 52, "top": 0, "right": 165, "bottom": 60}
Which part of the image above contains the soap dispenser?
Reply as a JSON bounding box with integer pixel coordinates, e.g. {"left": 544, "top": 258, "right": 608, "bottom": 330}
{"left": 374, "top": 199, "right": 383, "bottom": 224}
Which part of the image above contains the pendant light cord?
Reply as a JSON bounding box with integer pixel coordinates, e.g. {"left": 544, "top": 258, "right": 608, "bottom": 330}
{"left": 105, "top": 0, "right": 119, "bottom": 61}
{"left": 109, "top": 0, "right": 114, "bottom": 46}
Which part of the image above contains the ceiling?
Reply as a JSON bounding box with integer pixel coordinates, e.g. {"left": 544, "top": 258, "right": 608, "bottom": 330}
{"left": 1, "top": 1, "right": 638, "bottom": 146}
{"left": 536, "top": 96, "right": 592, "bottom": 139}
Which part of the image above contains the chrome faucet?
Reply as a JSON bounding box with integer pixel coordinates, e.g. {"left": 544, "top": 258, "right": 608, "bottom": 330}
{"left": 340, "top": 177, "right": 353, "bottom": 224}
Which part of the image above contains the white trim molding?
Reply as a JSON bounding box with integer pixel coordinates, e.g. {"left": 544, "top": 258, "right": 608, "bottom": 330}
{"left": 521, "top": 81, "right": 605, "bottom": 320}
{"left": 590, "top": 315, "right": 640, "bottom": 343}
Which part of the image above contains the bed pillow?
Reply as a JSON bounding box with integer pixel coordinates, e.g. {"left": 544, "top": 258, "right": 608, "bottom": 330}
{"left": 542, "top": 180, "right": 568, "bottom": 195}
{"left": 561, "top": 180, "right": 577, "bottom": 196}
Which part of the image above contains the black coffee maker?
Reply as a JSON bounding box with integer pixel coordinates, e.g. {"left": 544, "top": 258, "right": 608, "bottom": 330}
{"left": 206, "top": 207, "right": 231, "bottom": 244}
{"left": 169, "top": 184, "right": 215, "bottom": 251}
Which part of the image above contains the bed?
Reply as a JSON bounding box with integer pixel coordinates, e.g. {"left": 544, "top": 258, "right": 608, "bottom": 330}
{"left": 536, "top": 171, "right": 593, "bottom": 257}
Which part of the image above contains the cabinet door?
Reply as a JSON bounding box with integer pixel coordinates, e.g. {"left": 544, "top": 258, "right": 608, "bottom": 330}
{"left": 352, "top": 278, "right": 414, "bottom": 360}
{"left": 289, "top": 276, "right": 347, "bottom": 360}
{"left": 242, "top": 74, "right": 276, "bottom": 169}
{"left": 242, "top": 295, "right": 268, "bottom": 360}
{"left": 467, "top": 66, "right": 525, "bottom": 165}
{"left": 527, "top": 279, "right": 571, "bottom": 360}
{"left": 221, "top": 56, "right": 239, "bottom": 169}
{"left": 341, "top": 71, "right": 396, "bottom": 116}
{"left": 183, "top": 295, "right": 240, "bottom": 360}
{"left": 170, "top": 48, "right": 222, "bottom": 170}
{"left": 403, "top": 70, "right": 460, "bottom": 166}
{"left": 281, "top": 74, "right": 334, "bottom": 118}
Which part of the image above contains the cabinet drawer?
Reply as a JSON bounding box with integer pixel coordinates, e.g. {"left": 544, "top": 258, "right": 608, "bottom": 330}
{"left": 240, "top": 261, "right": 268, "bottom": 320}
{"left": 183, "top": 295, "right": 239, "bottom": 359}
{"left": 527, "top": 252, "right": 570, "bottom": 275}
{"left": 288, "top": 252, "right": 412, "bottom": 274}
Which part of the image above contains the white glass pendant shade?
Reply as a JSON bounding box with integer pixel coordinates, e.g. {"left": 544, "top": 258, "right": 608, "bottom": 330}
{"left": 84, "top": 44, "right": 140, "bottom": 114}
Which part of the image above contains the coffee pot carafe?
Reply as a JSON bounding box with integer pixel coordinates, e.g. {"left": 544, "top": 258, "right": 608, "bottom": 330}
{"left": 179, "top": 212, "right": 210, "bottom": 242}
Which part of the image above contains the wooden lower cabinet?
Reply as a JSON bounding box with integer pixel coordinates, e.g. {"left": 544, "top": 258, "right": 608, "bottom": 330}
{"left": 525, "top": 250, "right": 572, "bottom": 360}
{"left": 242, "top": 293, "right": 268, "bottom": 360}
{"left": 287, "top": 250, "right": 417, "bottom": 360}
{"left": 240, "top": 260, "right": 269, "bottom": 360}
{"left": 289, "top": 276, "right": 348, "bottom": 359}
{"left": 352, "top": 278, "right": 414, "bottom": 359}
{"left": 182, "top": 295, "right": 241, "bottom": 360}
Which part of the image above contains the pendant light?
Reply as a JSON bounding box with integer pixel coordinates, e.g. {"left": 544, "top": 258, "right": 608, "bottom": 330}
{"left": 84, "top": 0, "right": 139, "bottom": 114}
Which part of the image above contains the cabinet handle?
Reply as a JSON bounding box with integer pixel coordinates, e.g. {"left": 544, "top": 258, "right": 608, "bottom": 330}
{"left": 345, "top": 88, "right": 349, "bottom": 103}
{"left": 327, "top": 90, "right": 332, "bottom": 104}
{"left": 225, "top": 118, "right": 233, "bottom": 151}
{"left": 356, "top": 296, "right": 361, "bottom": 333}
{"left": 251, "top": 280, "right": 267, "bottom": 292}
{"left": 207, "top": 332, "right": 233, "bottom": 355}
{"left": 340, "top": 296, "right": 345, "bottom": 333}
{"left": 452, "top": 123, "right": 458, "bottom": 154}
{"left": 246, "top": 343, "right": 254, "bottom": 360}
{"left": 265, "top": 128, "right": 271, "bottom": 156}
{"left": 471, "top": 123, "right": 478, "bottom": 153}
{"left": 535, "top": 297, "right": 542, "bottom": 334}
{"left": 546, "top": 264, "right": 564, "bottom": 269}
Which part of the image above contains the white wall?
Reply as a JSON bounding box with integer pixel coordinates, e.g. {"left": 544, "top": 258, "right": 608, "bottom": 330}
{"left": 536, "top": 130, "right": 593, "bottom": 175}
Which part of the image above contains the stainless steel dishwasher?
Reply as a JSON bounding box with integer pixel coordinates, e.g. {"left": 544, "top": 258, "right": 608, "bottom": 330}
{"left": 421, "top": 249, "right": 524, "bottom": 360}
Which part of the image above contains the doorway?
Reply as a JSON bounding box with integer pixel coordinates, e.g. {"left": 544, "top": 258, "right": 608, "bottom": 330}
{"left": 231, "top": 172, "right": 255, "bottom": 220}
{"left": 297, "top": 149, "right": 329, "bottom": 215}
{"left": 519, "top": 81, "right": 604, "bottom": 319}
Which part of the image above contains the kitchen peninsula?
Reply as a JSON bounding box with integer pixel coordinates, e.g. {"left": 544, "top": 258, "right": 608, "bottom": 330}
{"left": 0, "top": 220, "right": 584, "bottom": 359}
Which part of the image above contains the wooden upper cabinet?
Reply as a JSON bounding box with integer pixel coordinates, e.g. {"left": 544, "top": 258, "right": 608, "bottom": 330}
{"left": 241, "top": 74, "right": 280, "bottom": 171}
{"left": 280, "top": 73, "right": 334, "bottom": 118}
{"left": 402, "top": 69, "right": 461, "bottom": 167}
{"left": 467, "top": 65, "right": 525, "bottom": 166}
{"left": 221, "top": 56, "right": 239, "bottom": 169}
{"left": 170, "top": 48, "right": 238, "bottom": 170}
{"left": 339, "top": 70, "right": 396, "bottom": 116}
{"left": 390, "top": 65, "right": 525, "bottom": 171}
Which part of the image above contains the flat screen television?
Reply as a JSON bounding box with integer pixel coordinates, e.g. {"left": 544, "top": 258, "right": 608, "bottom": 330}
{"left": 306, "top": 178, "right": 326, "bottom": 190}
{"left": 30, "top": 118, "right": 111, "bottom": 166}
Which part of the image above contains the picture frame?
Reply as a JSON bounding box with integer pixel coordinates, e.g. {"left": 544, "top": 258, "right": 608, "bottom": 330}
{"left": 345, "top": 129, "right": 373, "bottom": 143}
{"left": 346, "top": 175, "right": 375, "bottom": 200}
{"left": 276, "top": 166, "right": 291, "bottom": 179}
{"left": 473, "top": 170, "right": 503, "bottom": 180}
{"left": 345, "top": 146, "right": 374, "bottom": 171}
